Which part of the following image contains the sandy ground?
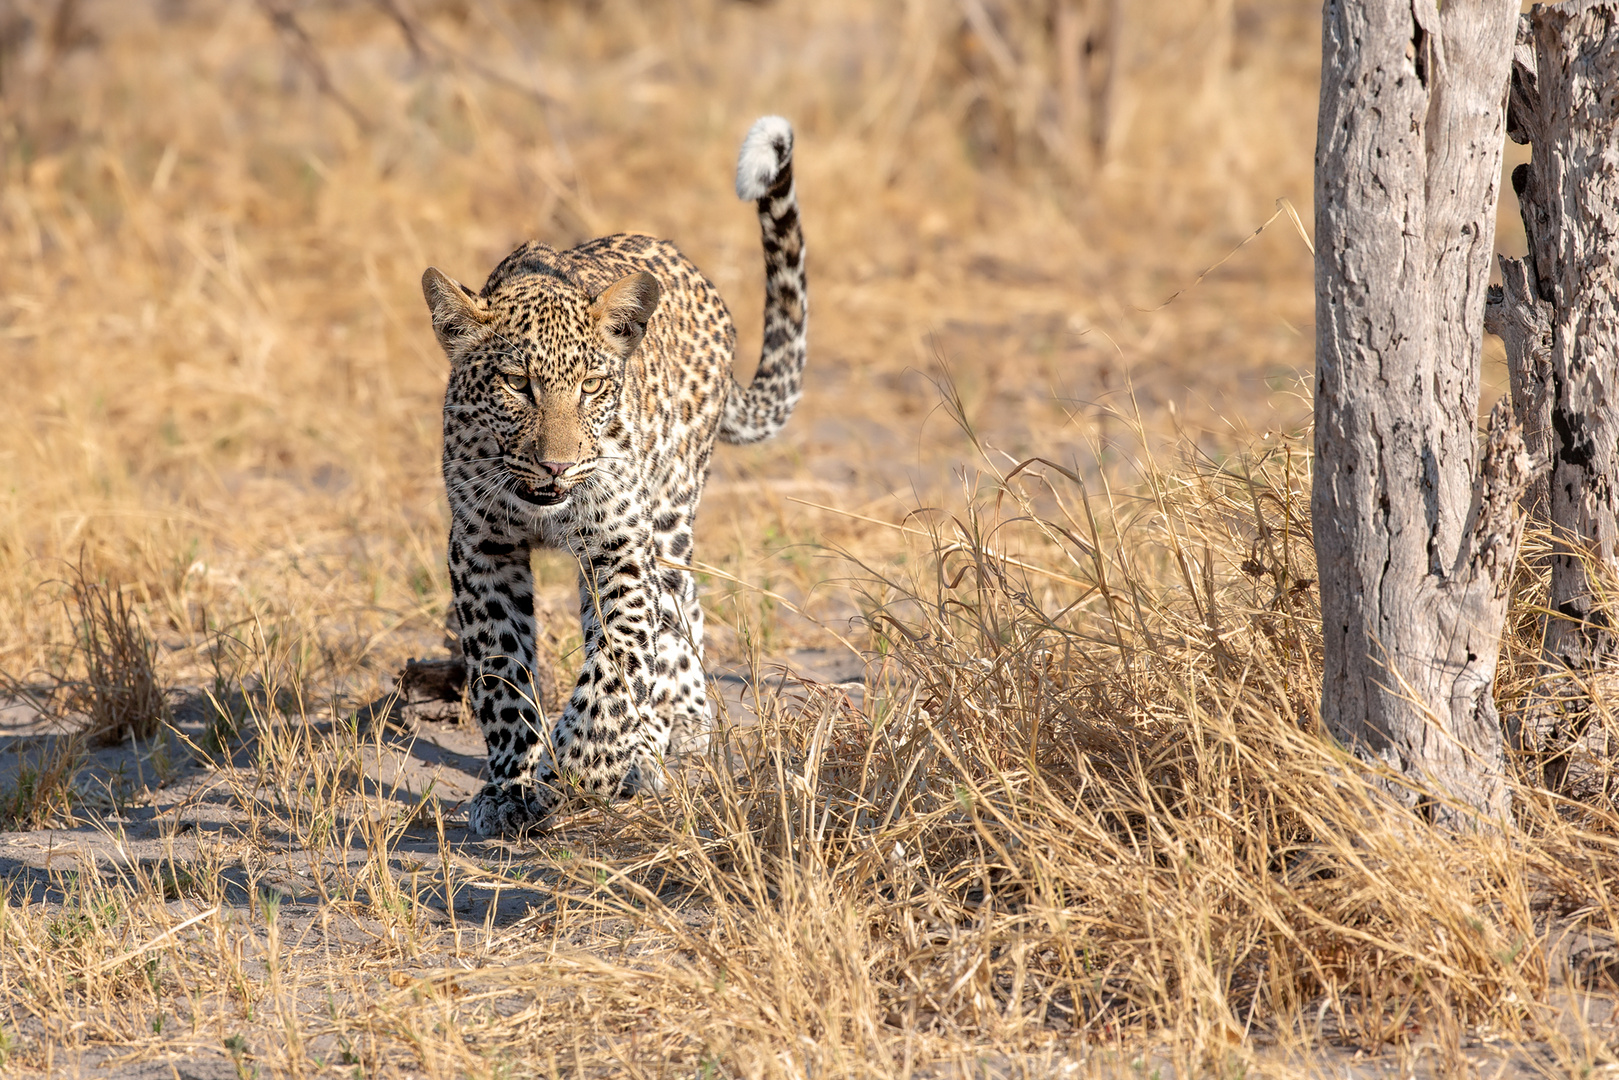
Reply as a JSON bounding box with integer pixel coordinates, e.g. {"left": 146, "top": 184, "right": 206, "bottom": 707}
{"left": 4, "top": 651, "right": 1616, "bottom": 1079}
{"left": 0, "top": 646, "right": 869, "bottom": 901}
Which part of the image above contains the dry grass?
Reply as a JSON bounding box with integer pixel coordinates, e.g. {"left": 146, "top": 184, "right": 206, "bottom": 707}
{"left": 56, "top": 559, "right": 172, "bottom": 749}
{"left": 1, "top": 0, "right": 1612, "bottom": 1077}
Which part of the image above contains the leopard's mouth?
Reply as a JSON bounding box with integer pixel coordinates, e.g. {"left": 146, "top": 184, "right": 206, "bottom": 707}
{"left": 512, "top": 480, "right": 570, "bottom": 506}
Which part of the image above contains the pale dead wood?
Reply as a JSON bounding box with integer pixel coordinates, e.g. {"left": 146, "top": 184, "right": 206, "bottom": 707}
{"left": 1488, "top": 3, "right": 1619, "bottom": 793}
{"left": 1313, "top": 0, "right": 1522, "bottom": 824}
{"left": 1526, "top": 2, "right": 1619, "bottom": 686}
{"left": 1484, "top": 257, "right": 1553, "bottom": 522}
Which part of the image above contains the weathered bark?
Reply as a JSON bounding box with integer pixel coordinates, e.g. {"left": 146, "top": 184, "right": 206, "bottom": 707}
{"left": 1529, "top": 4, "right": 1619, "bottom": 682}
{"left": 1487, "top": 3, "right": 1619, "bottom": 792}
{"left": 1484, "top": 259, "right": 1554, "bottom": 522}
{"left": 1313, "top": 0, "right": 1526, "bottom": 825}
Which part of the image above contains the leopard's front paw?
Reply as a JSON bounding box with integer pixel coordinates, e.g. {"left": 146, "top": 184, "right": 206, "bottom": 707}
{"left": 467, "top": 780, "right": 556, "bottom": 838}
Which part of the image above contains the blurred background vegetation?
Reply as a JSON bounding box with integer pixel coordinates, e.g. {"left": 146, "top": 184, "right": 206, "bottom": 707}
{"left": 0, "top": 0, "right": 1335, "bottom": 686}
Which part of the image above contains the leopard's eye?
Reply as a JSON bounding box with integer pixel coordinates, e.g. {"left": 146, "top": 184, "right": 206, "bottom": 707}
{"left": 580, "top": 376, "right": 605, "bottom": 395}
{"left": 503, "top": 373, "right": 530, "bottom": 393}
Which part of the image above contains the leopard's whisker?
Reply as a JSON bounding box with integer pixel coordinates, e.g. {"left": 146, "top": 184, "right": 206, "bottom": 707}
{"left": 447, "top": 468, "right": 510, "bottom": 502}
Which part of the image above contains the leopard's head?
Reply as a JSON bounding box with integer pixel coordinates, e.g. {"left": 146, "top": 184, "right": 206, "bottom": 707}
{"left": 423, "top": 263, "right": 661, "bottom": 512}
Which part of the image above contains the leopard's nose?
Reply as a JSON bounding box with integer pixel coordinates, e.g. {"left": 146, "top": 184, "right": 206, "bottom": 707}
{"left": 536, "top": 460, "right": 576, "bottom": 479}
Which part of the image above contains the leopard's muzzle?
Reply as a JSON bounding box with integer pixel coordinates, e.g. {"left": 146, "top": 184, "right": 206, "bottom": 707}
{"left": 510, "top": 460, "right": 595, "bottom": 507}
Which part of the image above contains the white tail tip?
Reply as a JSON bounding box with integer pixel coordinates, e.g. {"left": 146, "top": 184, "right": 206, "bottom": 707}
{"left": 735, "top": 115, "right": 794, "bottom": 200}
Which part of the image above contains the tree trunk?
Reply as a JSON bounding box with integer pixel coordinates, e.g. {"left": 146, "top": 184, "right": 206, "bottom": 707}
{"left": 1313, "top": 0, "right": 1529, "bottom": 825}
{"left": 1487, "top": 3, "right": 1619, "bottom": 792}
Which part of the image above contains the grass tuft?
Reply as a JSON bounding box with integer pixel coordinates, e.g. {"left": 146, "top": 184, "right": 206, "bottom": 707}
{"left": 60, "top": 559, "right": 172, "bottom": 749}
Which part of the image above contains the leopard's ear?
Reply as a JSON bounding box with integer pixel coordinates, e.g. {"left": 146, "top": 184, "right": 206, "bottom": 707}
{"left": 590, "top": 271, "right": 662, "bottom": 358}
{"left": 422, "top": 267, "right": 488, "bottom": 353}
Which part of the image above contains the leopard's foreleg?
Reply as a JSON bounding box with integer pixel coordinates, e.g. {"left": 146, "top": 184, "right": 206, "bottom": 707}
{"left": 450, "top": 525, "right": 558, "bottom": 837}
{"left": 552, "top": 534, "right": 667, "bottom": 804}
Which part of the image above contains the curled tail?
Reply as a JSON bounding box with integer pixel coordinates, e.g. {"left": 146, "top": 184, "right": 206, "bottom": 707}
{"left": 720, "top": 116, "right": 807, "bottom": 445}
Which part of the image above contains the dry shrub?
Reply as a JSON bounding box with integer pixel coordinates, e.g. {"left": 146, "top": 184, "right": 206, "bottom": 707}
{"left": 947, "top": 0, "right": 1125, "bottom": 173}
{"left": 2, "top": 559, "right": 172, "bottom": 740}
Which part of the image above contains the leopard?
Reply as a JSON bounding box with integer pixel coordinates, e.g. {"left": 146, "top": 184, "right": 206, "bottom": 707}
{"left": 420, "top": 116, "right": 806, "bottom": 838}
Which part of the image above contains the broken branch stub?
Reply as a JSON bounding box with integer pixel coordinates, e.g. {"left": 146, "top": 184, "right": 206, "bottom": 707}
{"left": 1483, "top": 257, "right": 1554, "bottom": 522}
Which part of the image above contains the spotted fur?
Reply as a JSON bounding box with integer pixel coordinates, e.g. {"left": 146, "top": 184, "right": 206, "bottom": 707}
{"left": 422, "top": 117, "right": 806, "bottom": 837}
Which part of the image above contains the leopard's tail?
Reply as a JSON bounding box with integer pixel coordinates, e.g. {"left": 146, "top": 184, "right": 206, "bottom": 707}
{"left": 719, "top": 115, "right": 807, "bottom": 445}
